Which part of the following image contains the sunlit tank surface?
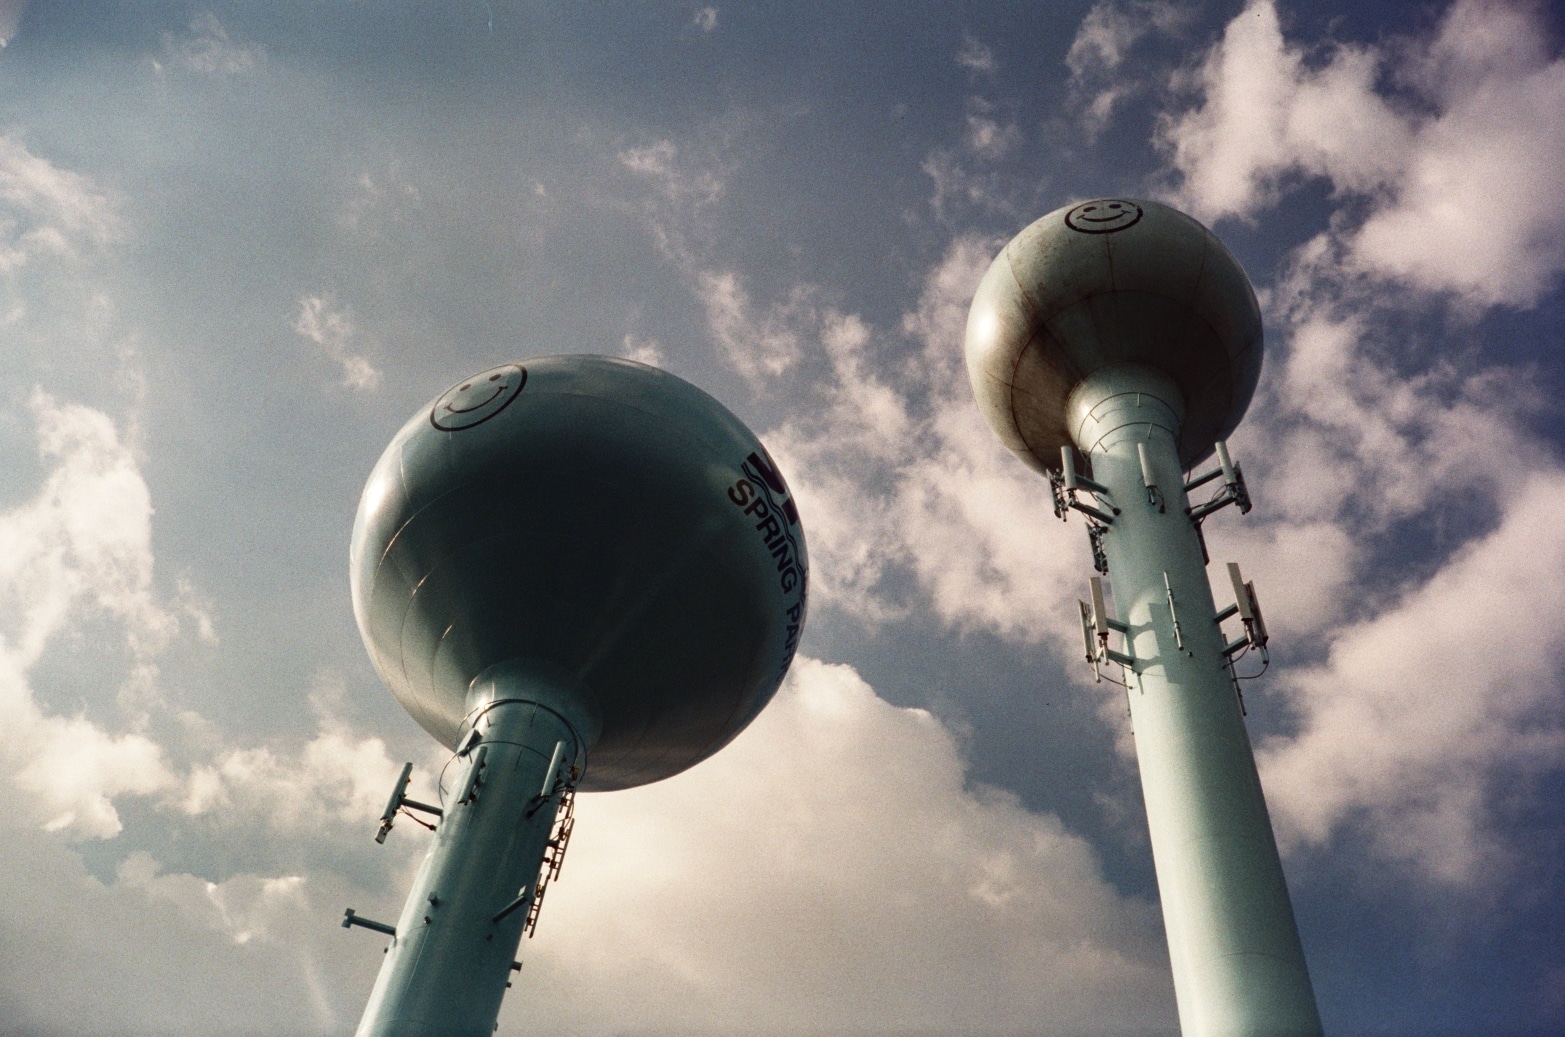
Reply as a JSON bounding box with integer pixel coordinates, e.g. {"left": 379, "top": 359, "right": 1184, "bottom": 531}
{"left": 964, "top": 197, "right": 1262, "bottom": 472}
{"left": 350, "top": 355, "right": 808, "bottom": 792}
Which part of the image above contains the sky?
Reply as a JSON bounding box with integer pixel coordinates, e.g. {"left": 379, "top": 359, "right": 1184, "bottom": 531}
{"left": 0, "top": 1, "right": 1562, "bottom": 1034}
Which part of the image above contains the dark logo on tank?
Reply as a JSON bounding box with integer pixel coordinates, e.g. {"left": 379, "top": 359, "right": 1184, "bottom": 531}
{"left": 1065, "top": 199, "right": 1143, "bottom": 234}
{"left": 727, "top": 450, "right": 807, "bottom": 676}
{"left": 431, "top": 364, "right": 528, "bottom": 431}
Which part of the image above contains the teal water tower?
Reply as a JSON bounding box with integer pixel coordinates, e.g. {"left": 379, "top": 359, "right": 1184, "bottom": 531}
{"left": 344, "top": 355, "right": 807, "bottom": 1037}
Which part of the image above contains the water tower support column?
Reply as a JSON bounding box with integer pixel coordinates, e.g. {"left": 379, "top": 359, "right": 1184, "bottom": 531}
{"left": 1069, "top": 364, "right": 1322, "bottom": 1037}
{"left": 354, "top": 666, "right": 594, "bottom": 1037}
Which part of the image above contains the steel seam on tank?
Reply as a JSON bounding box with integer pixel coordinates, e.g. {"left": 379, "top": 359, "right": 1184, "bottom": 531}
{"left": 415, "top": 530, "right": 602, "bottom": 736}
{"left": 373, "top": 468, "right": 487, "bottom": 575}
{"left": 465, "top": 699, "right": 586, "bottom": 751}
{"left": 370, "top": 480, "right": 503, "bottom": 700}
{"left": 1187, "top": 232, "right": 1214, "bottom": 311}
{"left": 368, "top": 581, "right": 414, "bottom": 691}
{"left": 1001, "top": 249, "right": 1045, "bottom": 323}
{"left": 420, "top": 621, "right": 459, "bottom": 730}
{"left": 1001, "top": 330, "right": 1036, "bottom": 442}
{"left": 393, "top": 569, "right": 445, "bottom": 729}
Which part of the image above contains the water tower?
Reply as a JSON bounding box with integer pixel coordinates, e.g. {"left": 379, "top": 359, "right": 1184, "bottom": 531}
{"left": 341, "top": 355, "right": 807, "bottom": 1037}
{"left": 965, "top": 199, "right": 1322, "bottom": 1036}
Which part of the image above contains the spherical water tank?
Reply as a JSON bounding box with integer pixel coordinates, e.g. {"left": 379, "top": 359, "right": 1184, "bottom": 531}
{"left": 964, "top": 198, "right": 1263, "bottom": 471}
{"left": 350, "top": 355, "right": 808, "bottom": 791}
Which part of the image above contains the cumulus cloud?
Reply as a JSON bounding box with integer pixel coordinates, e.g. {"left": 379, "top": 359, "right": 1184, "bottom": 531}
{"left": 692, "top": 6, "right": 718, "bottom": 34}
{"left": 921, "top": 148, "right": 1017, "bottom": 221}
{"left": 921, "top": 63, "right": 1024, "bottom": 218}
{"left": 508, "top": 658, "right": 1173, "bottom": 1035}
{"left": 1, "top": 655, "right": 1174, "bottom": 1036}
{"left": 0, "top": 820, "right": 375, "bottom": 1035}
{"left": 0, "top": 396, "right": 431, "bottom": 1031}
{"left": 1162, "top": 0, "right": 1565, "bottom": 307}
{"left": 293, "top": 294, "right": 382, "bottom": 390}
{"left": 759, "top": 235, "right": 1088, "bottom": 642}
{"left": 966, "top": 110, "right": 1022, "bottom": 161}
{"left": 0, "top": 391, "right": 183, "bottom": 839}
{"left": 1259, "top": 471, "right": 1565, "bottom": 883}
{"left": 1214, "top": 253, "right": 1558, "bottom": 880}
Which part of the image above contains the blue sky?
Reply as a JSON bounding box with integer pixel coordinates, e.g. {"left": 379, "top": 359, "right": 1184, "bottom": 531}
{"left": 0, "top": 1, "right": 1562, "bottom": 1034}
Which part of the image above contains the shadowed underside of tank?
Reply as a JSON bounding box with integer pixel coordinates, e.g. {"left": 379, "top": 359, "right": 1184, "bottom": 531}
{"left": 351, "top": 357, "right": 806, "bottom": 792}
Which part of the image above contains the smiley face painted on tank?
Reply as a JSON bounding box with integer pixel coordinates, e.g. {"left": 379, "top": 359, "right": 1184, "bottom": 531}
{"left": 431, "top": 364, "right": 528, "bottom": 431}
{"left": 1065, "top": 199, "right": 1144, "bottom": 234}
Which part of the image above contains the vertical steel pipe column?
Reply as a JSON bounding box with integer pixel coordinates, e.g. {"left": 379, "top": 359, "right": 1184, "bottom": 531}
{"left": 355, "top": 666, "right": 592, "bottom": 1037}
{"left": 1069, "top": 364, "right": 1322, "bottom": 1037}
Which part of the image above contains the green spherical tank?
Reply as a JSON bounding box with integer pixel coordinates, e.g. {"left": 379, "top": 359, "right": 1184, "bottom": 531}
{"left": 964, "top": 197, "right": 1262, "bottom": 471}
{"left": 350, "top": 355, "right": 808, "bottom": 791}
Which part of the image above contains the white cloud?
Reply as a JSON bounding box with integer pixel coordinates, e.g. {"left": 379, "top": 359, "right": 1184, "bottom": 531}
{"left": 293, "top": 294, "right": 382, "bottom": 391}
{"left": 0, "top": 821, "right": 372, "bottom": 1035}
{"left": 158, "top": 12, "right": 264, "bottom": 77}
{"left": 920, "top": 149, "right": 1017, "bottom": 221}
{"left": 0, "top": 1, "right": 28, "bottom": 48}
{"left": 692, "top": 6, "right": 718, "bottom": 34}
{"left": 180, "top": 724, "right": 412, "bottom": 834}
{"left": 1259, "top": 471, "right": 1565, "bottom": 884}
{"left": 957, "top": 34, "right": 997, "bottom": 76}
{"left": 508, "top": 658, "right": 1173, "bottom": 1035}
{"left": 754, "top": 235, "right": 1094, "bottom": 646}
{"left": 921, "top": 92, "right": 1022, "bottom": 219}
{"left": 966, "top": 112, "right": 1021, "bottom": 161}
{"left": 338, "top": 167, "right": 422, "bottom": 231}
{"left": 1162, "top": 0, "right": 1565, "bottom": 307}
{"left": 0, "top": 135, "right": 117, "bottom": 275}
{"left": 1065, "top": 1, "right": 1189, "bottom": 138}
{"left": 695, "top": 270, "right": 812, "bottom": 384}
{"left": 619, "top": 139, "right": 724, "bottom": 207}
{"left": 0, "top": 392, "right": 184, "bottom": 839}
{"left": 620, "top": 332, "right": 665, "bottom": 367}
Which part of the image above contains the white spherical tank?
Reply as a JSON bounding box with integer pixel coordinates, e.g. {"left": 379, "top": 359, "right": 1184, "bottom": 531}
{"left": 964, "top": 197, "right": 1262, "bottom": 472}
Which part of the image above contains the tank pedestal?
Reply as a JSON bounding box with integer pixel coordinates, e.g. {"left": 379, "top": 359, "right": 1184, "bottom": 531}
{"left": 1073, "top": 365, "right": 1322, "bottom": 1037}
{"left": 355, "top": 672, "right": 591, "bottom": 1037}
